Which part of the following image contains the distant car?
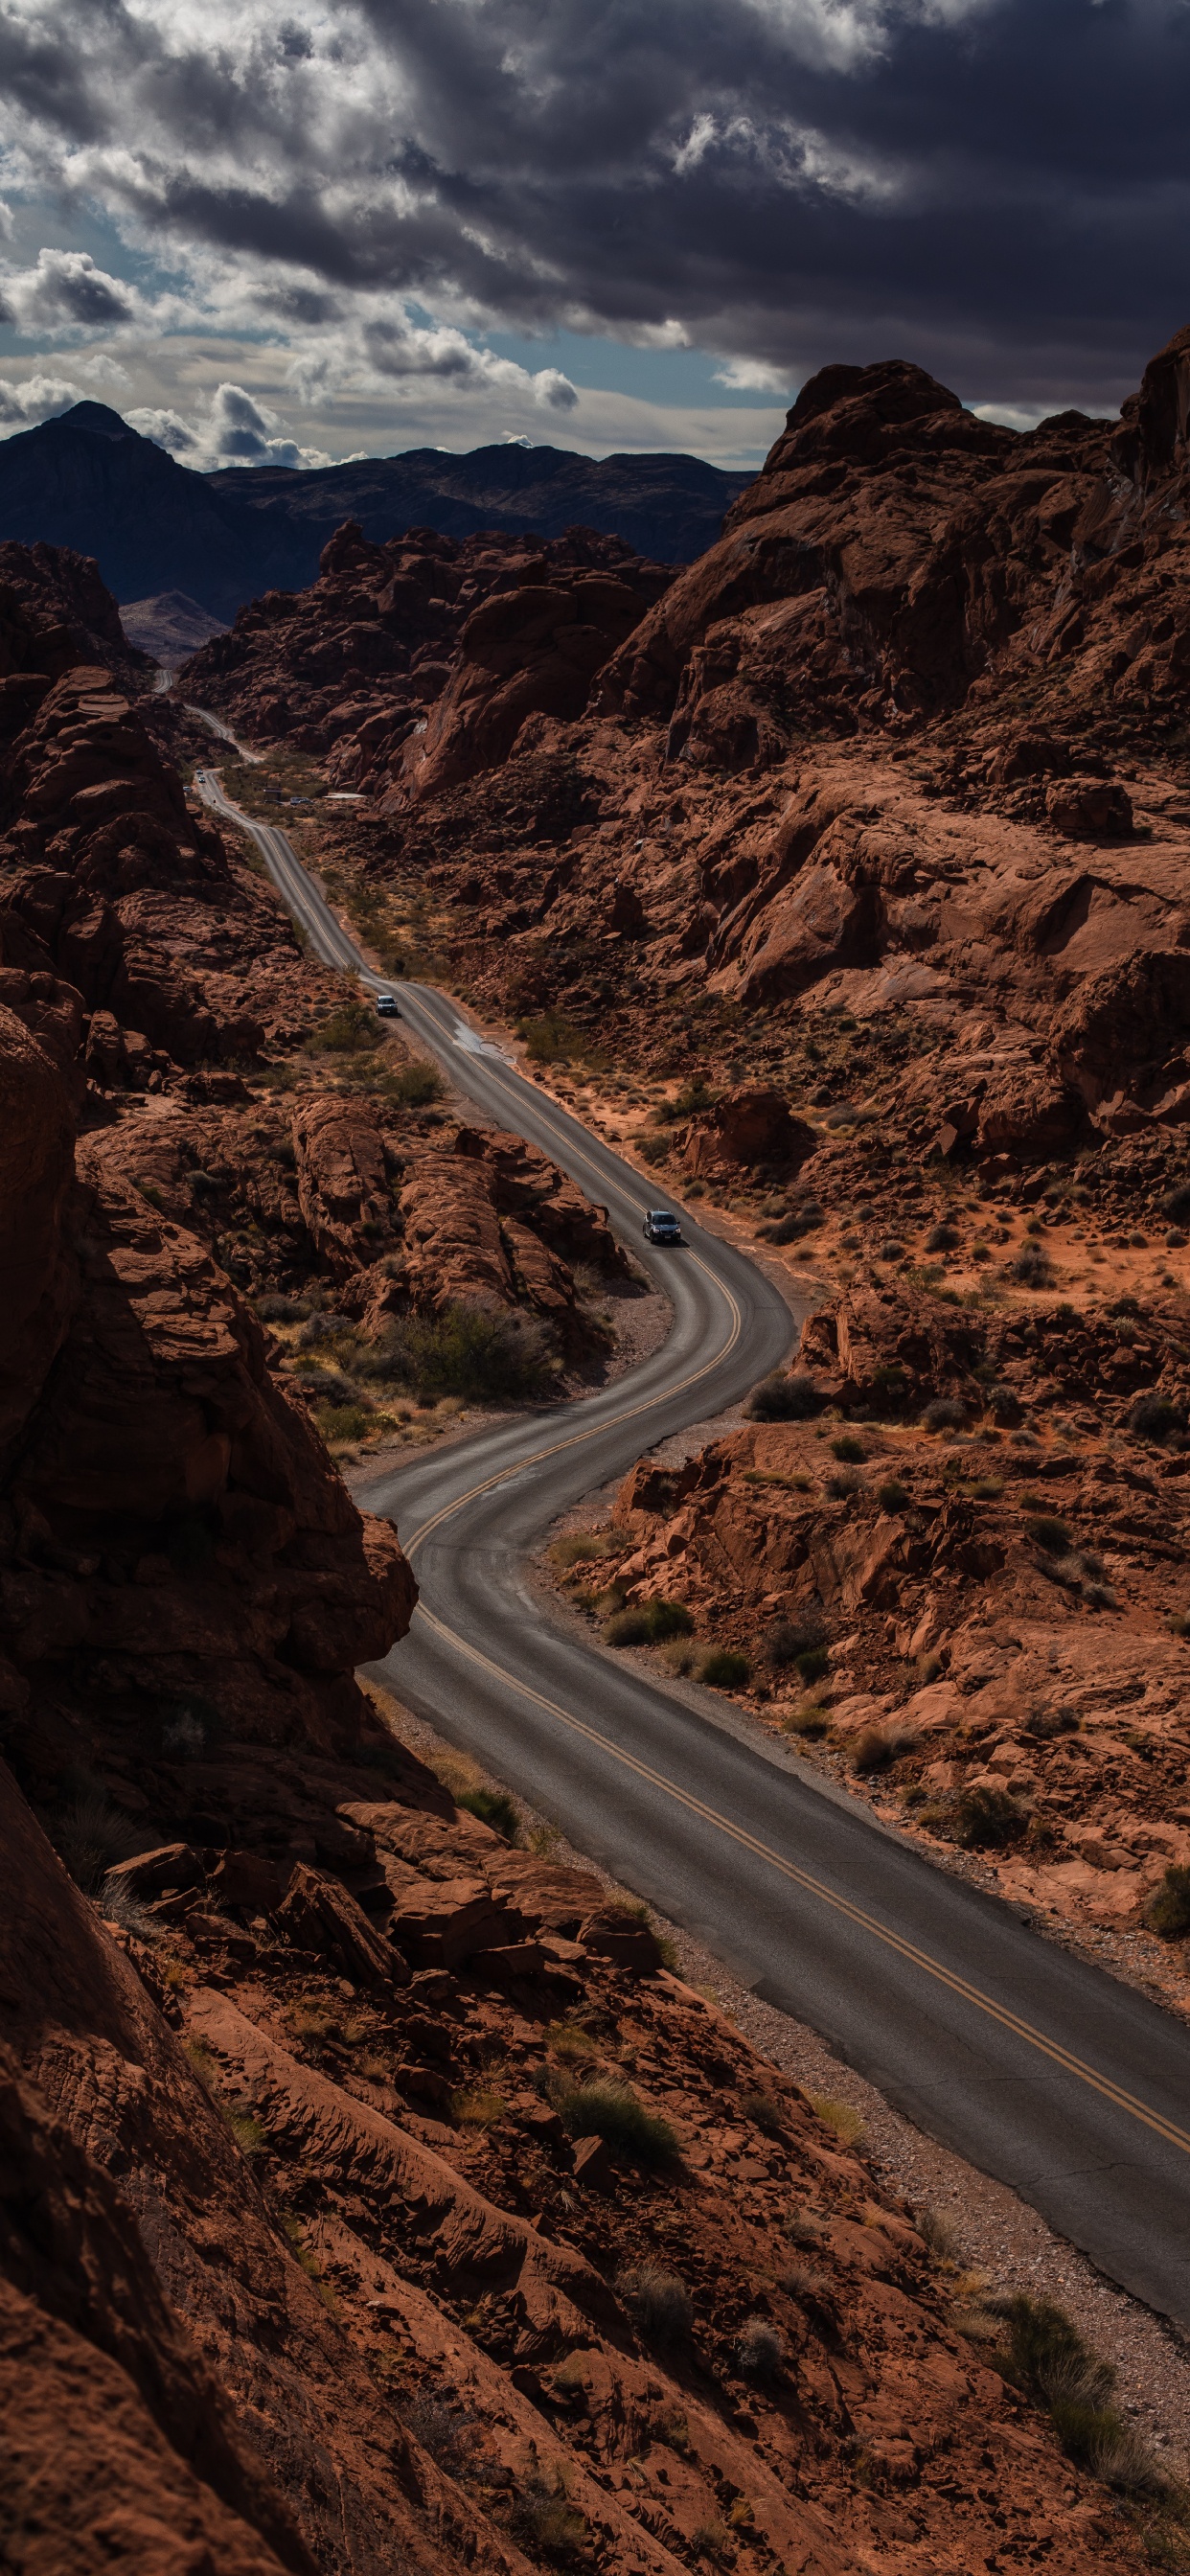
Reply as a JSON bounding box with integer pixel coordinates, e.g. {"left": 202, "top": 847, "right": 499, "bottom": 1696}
{"left": 375, "top": 994, "right": 400, "bottom": 1017}
{"left": 643, "top": 1208, "right": 684, "bottom": 1245}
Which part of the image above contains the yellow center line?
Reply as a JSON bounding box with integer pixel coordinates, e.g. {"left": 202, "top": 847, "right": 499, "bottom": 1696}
{"left": 271, "top": 944, "right": 1177, "bottom": 2157}
{"left": 413, "top": 1600, "right": 1190, "bottom": 2161}
{"left": 403, "top": 1252, "right": 742, "bottom": 1556}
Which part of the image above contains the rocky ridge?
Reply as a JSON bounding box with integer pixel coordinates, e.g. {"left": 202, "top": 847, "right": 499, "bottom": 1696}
{"left": 0, "top": 547, "right": 1183, "bottom": 2564}
{"left": 182, "top": 519, "right": 672, "bottom": 795}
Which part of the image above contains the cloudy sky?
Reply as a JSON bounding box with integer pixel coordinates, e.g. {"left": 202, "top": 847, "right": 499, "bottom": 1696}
{"left": 0, "top": 0, "right": 1183, "bottom": 472}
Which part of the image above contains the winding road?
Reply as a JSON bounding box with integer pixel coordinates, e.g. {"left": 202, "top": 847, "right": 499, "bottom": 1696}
{"left": 196, "top": 759, "right": 1190, "bottom": 2332}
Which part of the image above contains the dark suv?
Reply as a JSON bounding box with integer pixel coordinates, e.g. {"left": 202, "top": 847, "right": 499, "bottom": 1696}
{"left": 643, "top": 1208, "right": 684, "bottom": 1245}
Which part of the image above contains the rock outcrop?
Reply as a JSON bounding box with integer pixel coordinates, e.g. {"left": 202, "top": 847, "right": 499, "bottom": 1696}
{"left": 182, "top": 520, "right": 670, "bottom": 794}
{"left": 0, "top": 1708, "right": 1147, "bottom": 2576}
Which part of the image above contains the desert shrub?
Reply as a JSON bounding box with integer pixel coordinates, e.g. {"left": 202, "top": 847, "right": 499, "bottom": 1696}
{"left": 312, "top": 1400, "right": 374, "bottom": 1443}
{"left": 605, "top": 1598, "right": 693, "bottom": 1646}
{"left": 736, "top": 2316, "right": 787, "bottom": 2378}
{"left": 830, "top": 1433, "right": 866, "bottom": 1462}
{"left": 1127, "top": 1392, "right": 1184, "bottom": 1440}
{"left": 766, "top": 1611, "right": 824, "bottom": 1668}
{"left": 782, "top": 1700, "right": 830, "bottom": 1738}
{"left": 807, "top": 2093, "right": 864, "bottom": 2147}
{"left": 364, "top": 1302, "right": 552, "bottom": 1404}
{"left": 97, "top": 1872, "right": 158, "bottom": 1939}
{"left": 917, "top": 2205, "right": 963, "bottom": 2262}
{"left": 308, "top": 998, "right": 378, "bottom": 1054}
{"left": 404, "top": 2397, "right": 481, "bottom": 2476}
{"left": 450, "top": 2085, "right": 506, "bottom": 2128}
{"left": 509, "top": 2471, "right": 589, "bottom": 2562}
{"left": 922, "top": 1395, "right": 967, "bottom": 1431}
{"left": 692, "top": 2520, "right": 733, "bottom": 2564}
{"left": 456, "top": 1785, "right": 520, "bottom": 1842}
{"left": 51, "top": 1785, "right": 144, "bottom": 1895}
{"left": 637, "top": 1133, "right": 671, "bottom": 1165}
{"left": 781, "top": 2260, "right": 829, "bottom": 2299}
{"left": 255, "top": 1292, "right": 312, "bottom": 1322}
{"left": 878, "top": 1237, "right": 904, "bottom": 1261}
{"left": 796, "top": 1643, "right": 830, "bottom": 1682}
{"left": 925, "top": 1222, "right": 959, "bottom": 1252}
{"left": 987, "top": 1381, "right": 1022, "bottom": 1422}
{"left": 517, "top": 1010, "right": 591, "bottom": 1065}
{"left": 387, "top": 1058, "right": 444, "bottom": 1107}
{"left": 739, "top": 2087, "right": 786, "bottom": 2136}
{"left": 1144, "top": 1864, "right": 1190, "bottom": 1938}
{"left": 550, "top": 1529, "right": 616, "bottom": 1567}
{"left": 979, "top": 2292, "right": 1168, "bottom": 2495}
{"left": 747, "top": 1371, "right": 824, "bottom": 1420}
{"left": 1161, "top": 1182, "right": 1190, "bottom": 1223}
{"left": 850, "top": 1722, "right": 915, "bottom": 1776}
{"left": 953, "top": 1784, "right": 1027, "bottom": 1848}
{"left": 551, "top": 2077, "right": 677, "bottom": 2165}
{"left": 877, "top": 1477, "right": 909, "bottom": 1509}
{"left": 825, "top": 1466, "right": 861, "bottom": 1498}
{"left": 698, "top": 1646, "right": 751, "bottom": 1689}
{"left": 546, "top": 2018, "right": 599, "bottom": 2063}
{"left": 1023, "top": 1512, "right": 1072, "bottom": 1553}
{"left": 616, "top": 2262, "right": 694, "bottom": 2344}
{"left": 1009, "top": 1238, "right": 1052, "bottom": 1286}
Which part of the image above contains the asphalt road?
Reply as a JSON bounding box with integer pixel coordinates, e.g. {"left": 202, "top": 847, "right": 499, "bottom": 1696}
{"left": 196, "top": 759, "right": 1190, "bottom": 2330}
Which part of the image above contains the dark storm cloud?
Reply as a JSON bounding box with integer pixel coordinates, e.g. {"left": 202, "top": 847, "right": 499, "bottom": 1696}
{"left": 2, "top": 0, "right": 1188, "bottom": 406}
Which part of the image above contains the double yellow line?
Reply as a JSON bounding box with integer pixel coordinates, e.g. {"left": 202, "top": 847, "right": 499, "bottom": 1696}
{"left": 398, "top": 1002, "right": 1190, "bottom": 2164}
{"left": 416, "top": 1599, "right": 1190, "bottom": 2159}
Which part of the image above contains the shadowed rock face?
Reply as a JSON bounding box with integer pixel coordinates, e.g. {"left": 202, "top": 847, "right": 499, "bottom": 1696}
{"left": 182, "top": 518, "right": 671, "bottom": 793}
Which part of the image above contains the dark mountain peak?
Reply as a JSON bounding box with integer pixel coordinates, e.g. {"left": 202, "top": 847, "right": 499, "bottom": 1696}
{"left": 54, "top": 401, "right": 140, "bottom": 442}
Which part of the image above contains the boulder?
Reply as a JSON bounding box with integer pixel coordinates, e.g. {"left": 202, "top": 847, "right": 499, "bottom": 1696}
{"left": 683, "top": 1088, "right": 817, "bottom": 1177}
{"left": 275, "top": 1862, "right": 409, "bottom": 1990}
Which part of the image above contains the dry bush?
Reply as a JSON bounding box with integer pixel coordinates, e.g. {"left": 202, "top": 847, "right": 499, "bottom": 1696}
{"left": 449, "top": 2086, "right": 506, "bottom": 2128}
{"left": 808, "top": 2093, "right": 864, "bottom": 2148}
{"left": 616, "top": 2262, "right": 694, "bottom": 2345}
{"left": 850, "top": 1721, "right": 917, "bottom": 1776}
{"left": 737, "top": 2316, "right": 787, "bottom": 2378}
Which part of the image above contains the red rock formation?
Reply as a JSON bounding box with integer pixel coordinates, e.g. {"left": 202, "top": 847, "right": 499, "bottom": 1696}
{"left": 0, "top": 1724, "right": 1145, "bottom": 2576}
{"left": 0, "top": 537, "right": 151, "bottom": 694}
{"left": 181, "top": 519, "right": 670, "bottom": 798}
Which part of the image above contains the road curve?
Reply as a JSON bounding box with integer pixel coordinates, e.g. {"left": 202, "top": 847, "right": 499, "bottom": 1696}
{"left": 195, "top": 759, "right": 1190, "bottom": 2331}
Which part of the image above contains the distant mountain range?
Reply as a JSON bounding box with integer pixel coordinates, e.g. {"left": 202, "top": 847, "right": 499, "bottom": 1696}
{"left": 0, "top": 402, "right": 754, "bottom": 623}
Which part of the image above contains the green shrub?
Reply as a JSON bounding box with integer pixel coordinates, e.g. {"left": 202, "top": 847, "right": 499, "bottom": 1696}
{"left": 361, "top": 1302, "right": 552, "bottom": 1404}
{"left": 698, "top": 1646, "right": 751, "bottom": 1689}
{"left": 517, "top": 1010, "right": 591, "bottom": 1064}
{"left": 312, "top": 1400, "right": 374, "bottom": 1442}
{"left": 552, "top": 2077, "right": 677, "bottom": 2165}
{"left": 830, "top": 1434, "right": 866, "bottom": 1462}
{"left": 877, "top": 1478, "right": 909, "bottom": 1508}
{"left": 457, "top": 1785, "right": 521, "bottom": 1843}
{"left": 605, "top": 1598, "right": 693, "bottom": 1647}
{"left": 1144, "top": 1864, "right": 1190, "bottom": 1937}
{"left": 954, "top": 1784, "right": 1027, "bottom": 1848}
{"left": 748, "top": 1372, "right": 824, "bottom": 1421}
{"left": 308, "top": 998, "right": 378, "bottom": 1054}
{"left": 387, "top": 1058, "right": 444, "bottom": 1107}
{"left": 796, "top": 1644, "right": 830, "bottom": 1682}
